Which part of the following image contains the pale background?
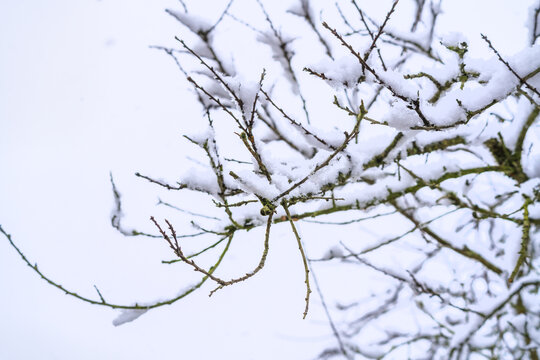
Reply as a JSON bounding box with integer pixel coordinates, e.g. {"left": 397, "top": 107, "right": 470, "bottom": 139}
{"left": 0, "top": 0, "right": 533, "bottom": 359}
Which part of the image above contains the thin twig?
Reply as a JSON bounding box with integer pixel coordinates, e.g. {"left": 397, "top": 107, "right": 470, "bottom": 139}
{"left": 508, "top": 196, "right": 532, "bottom": 283}
{"left": 482, "top": 34, "right": 540, "bottom": 98}
{"left": 282, "top": 201, "right": 312, "bottom": 319}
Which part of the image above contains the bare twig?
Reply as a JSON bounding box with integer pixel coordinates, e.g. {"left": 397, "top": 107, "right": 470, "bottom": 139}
{"left": 282, "top": 200, "right": 312, "bottom": 319}
{"left": 482, "top": 34, "right": 540, "bottom": 98}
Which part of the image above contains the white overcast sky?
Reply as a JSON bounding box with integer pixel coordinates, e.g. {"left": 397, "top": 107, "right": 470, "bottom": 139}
{"left": 0, "top": 0, "right": 534, "bottom": 359}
